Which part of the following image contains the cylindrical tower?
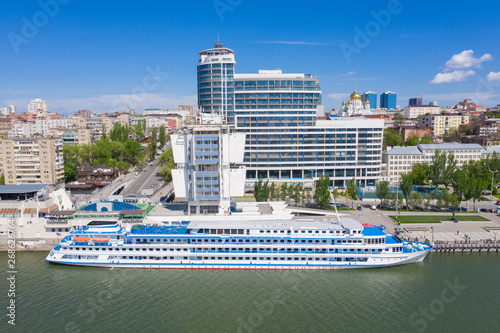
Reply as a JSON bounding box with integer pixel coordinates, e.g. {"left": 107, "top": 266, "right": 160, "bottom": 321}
{"left": 197, "top": 37, "right": 236, "bottom": 123}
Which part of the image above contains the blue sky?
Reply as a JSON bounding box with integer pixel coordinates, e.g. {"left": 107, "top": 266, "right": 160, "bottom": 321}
{"left": 1, "top": 0, "right": 500, "bottom": 114}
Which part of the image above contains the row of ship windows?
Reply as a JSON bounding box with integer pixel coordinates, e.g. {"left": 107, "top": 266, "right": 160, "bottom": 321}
{"left": 64, "top": 247, "right": 387, "bottom": 253}
{"left": 62, "top": 255, "right": 370, "bottom": 262}
{"left": 130, "top": 237, "right": 384, "bottom": 244}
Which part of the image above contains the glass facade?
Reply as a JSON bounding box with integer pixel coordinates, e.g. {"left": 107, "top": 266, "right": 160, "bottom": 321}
{"left": 362, "top": 92, "right": 377, "bottom": 108}
{"left": 197, "top": 44, "right": 236, "bottom": 122}
{"left": 197, "top": 42, "right": 384, "bottom": 187}
{"left": 380, "top": 92, "right": 397, "bottom": 110}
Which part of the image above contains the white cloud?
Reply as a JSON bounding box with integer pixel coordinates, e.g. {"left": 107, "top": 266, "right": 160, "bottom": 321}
{"left": 486, "top": 71, "right": 500, "bottom": 82}
{"left": 335, "top": 71, "right": 356, "bottom": 78}
{"left": 445, "top": 49, "right": 493, "bottom": 70}
{"left": 424, "top": 91, "right": 500, "bottom": 107}
{"left": 429, "top": 70, "right": 476, "bottom": 84}
{"left": 327, "top": 93, "right": 349, "bottom": 100}
{"left": 4, "top": 93, "right": 197, "bottom": 115}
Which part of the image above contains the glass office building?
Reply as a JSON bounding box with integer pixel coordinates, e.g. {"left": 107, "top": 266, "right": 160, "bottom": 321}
{"left": 380, "top": 91, "right": 397, "bottom": 110}
{"left": 197, "top": 38, "right": 236, "bottom": 122}
{"left": 198, "top": 41, "right": 384, "bottom": 187}
{"left": 362, "top": 91, "right": 377, "bottom": 108}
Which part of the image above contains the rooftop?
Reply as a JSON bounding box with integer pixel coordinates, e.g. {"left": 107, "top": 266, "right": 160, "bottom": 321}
{"left": 0, "top": 184, "right": 48, "bottom": 194}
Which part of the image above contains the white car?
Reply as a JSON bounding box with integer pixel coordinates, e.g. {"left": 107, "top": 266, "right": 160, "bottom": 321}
{"left": 370, "top": 205, "right": 377, "bottom": 210}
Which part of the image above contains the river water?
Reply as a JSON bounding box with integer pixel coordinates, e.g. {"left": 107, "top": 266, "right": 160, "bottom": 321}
{"left": 1, "top": 252, "right": 499, "bottom": 332}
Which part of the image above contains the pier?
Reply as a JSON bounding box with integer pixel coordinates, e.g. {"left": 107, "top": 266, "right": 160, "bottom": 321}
{"left": 431, "top": 240, "right": 500, "bottom": 253}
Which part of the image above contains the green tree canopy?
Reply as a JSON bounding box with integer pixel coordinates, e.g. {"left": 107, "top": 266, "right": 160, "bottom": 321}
{"left": 346, "top": 178, "right": 358, "bottom": 208}
{"left": 253, "top": 179, "right": 270, "bottom": 202}
{"left": 314, "top": 175, "right": 330, "bottom": 209}
{"left": 399, "top": 172, "right": 414, "bottom": 210}
{"left": 159, "top": 125, "right": 166, "bottom": 148}
{"left": 383, "top": 128, "right": 403, "bottom": 149}
{"left": 411, "top": 163, "right": 429, "bottom": 185}
{"left": 375, "top": 180, "right": 389, "bottom": 205}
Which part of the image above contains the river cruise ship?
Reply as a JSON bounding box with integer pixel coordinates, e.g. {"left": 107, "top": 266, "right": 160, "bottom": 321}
{"left": 46, "top": 218, "right": 433, "bottom": 269}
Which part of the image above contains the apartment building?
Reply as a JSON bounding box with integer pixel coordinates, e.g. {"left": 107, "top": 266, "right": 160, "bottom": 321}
{"left": 0, "top": 138, "right": 64, "bottom": 185}
{"left": 403, "top": 105, "right": 442, "bottom": 119}
{"left": 418, "top": 114, "right": 469, "bottom": 136}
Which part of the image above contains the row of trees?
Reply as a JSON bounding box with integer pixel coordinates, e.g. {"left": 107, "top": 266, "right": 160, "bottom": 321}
{"left": 64, "top": 122, "right": 170, "bottom": 182}
{"left": 253, "top": 179, "right": 312, "bottom": 206}
{"left": 252, "top": 175, "right": 361, "bottom": 210}
{"left": 383, "top": 128, "right": 433, "bottom": 150}
{"left": 386, "top": 150, "right": 500, "bottom": 211}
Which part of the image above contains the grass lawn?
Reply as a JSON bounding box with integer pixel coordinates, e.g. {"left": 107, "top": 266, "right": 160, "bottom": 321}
{"left": 389, "top": 215, "right": 489, "bottom": 223}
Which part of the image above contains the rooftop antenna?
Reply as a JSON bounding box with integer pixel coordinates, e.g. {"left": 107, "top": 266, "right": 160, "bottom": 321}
{"left": 213, "top": 34, "right": 224, "bottom": 48}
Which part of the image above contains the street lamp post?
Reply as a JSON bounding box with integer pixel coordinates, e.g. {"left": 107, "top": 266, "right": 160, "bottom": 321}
{"left": 491, "top": 171, "right": 496, "bottom": 202}
{"left": 396, "top": 183, "right": 399, "bottom": 216}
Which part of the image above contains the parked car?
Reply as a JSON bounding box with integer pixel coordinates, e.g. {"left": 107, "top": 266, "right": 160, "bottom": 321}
{"left": 370, "top": 205, "right": 376, "bottom": 210}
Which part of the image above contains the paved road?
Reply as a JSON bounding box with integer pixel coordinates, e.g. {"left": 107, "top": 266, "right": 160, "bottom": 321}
{"left": 121, "top": 161, "right": 162, "bottom": 196}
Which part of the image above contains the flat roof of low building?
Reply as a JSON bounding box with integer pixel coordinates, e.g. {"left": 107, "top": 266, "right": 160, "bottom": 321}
{"left": 0, "top": 184, "right": 48, "bottom": 194}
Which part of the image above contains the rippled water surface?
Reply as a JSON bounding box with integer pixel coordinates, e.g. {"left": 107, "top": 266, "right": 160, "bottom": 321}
{"left": 1, "top": 252, "right": 499, "bottom": 332}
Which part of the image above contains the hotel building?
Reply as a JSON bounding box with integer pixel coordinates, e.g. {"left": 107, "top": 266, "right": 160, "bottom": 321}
{"left": 197, "top": 40, "right": 384, "bottom": 187}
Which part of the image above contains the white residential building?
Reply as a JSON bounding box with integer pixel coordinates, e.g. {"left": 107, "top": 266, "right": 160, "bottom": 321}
{"left": 28, "top": 98, "right": 49, "bottom": 114}
{"left": 1, "top": 105, "right": 16, "bottom": 115}
{"left": 403, "top": 105, "right": 441, "bottom": 119}
{"left": 383, "top": 143, "right": 485, "bottom": 183}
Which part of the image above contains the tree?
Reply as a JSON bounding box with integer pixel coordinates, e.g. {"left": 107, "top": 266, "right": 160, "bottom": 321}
{"left": 443, "top": 128, "right": 461, "bottom": 143}
{"left": 451, "top": 168, "right": 467, "bottom": 210}
{"left": 253, "top": 179, "right": 270, "bottom": 202}
{"left": 159, "top": 125, "right": 166, "bottom": 148}
{"left": 158, "top": 147, "right": 175, "bottom": 182}
{"left": 132, "top": 123, "right": 145, "bottom": 141}
{"left": 442, "top": 152, "right": 457, "bottom": 189}
{"left": 411, "top": 163, "right": 429, "bottom": 185}
{"left": 269, "top": 183, "right": 276, "bottom": 201}
{"left": 399, "top": 172, "right": 414, "bottom": 210}
{"left": 462, "top": 161, "right": 489, "bottom": 211}
{"left": 420, "top": 136, "right": 433, "bottom": 144}
{"left": 0, "top": 172, "right": 4, "bottom": 185}
{"left": 273, "top": 183, "right": 281, "bottom": 201}
{"left": 406, "top": 136, "right": 420, "bottom": 146}
{"left": 408, "top": 192, "right": 423, "bottom": 209}
{"left": 314, "top": 175, "right": 330, "bottom": 209}
{"left": 346, "top": 178, "right": 358, "bottom": 208}
{"left": 429, "top": 150, "right": 447, "bottom": 188}
{"left": 293, "top": 184, "right": 301, "bottom": 206}
{"left": 332, "top": 188, "right": 340, "bottom": 203}
{"left": 383, "top": 128, "right": 403, "bottom": 149}
{"left": 375, "top": 180, "right": 390, "bottom": 205}
{"left": 393, "top": 113, "right": 406, "bottom": 127}
{"left": 287, "top": 185, "right": 294, "bottom": 204}
{"left": 483, "top": 151, "right": 500, "bottom": 194}
{"left": 281, "top": 183, "right": 288, "bottom": 201}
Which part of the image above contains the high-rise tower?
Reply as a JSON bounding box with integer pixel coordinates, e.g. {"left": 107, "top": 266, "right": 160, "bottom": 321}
{"left": 197, "top": 37, "right": 236, "bottom": 122}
